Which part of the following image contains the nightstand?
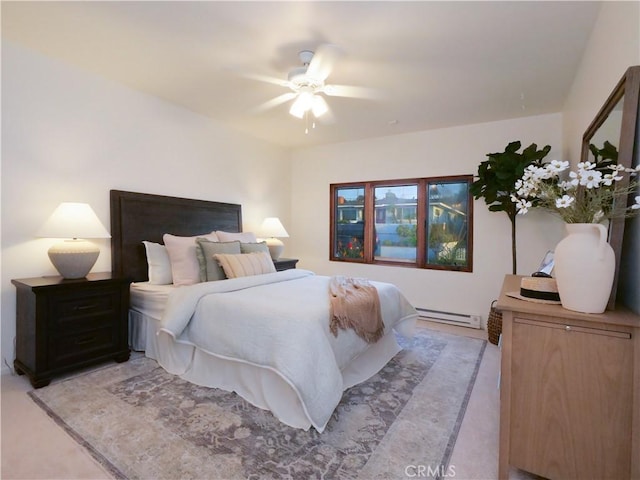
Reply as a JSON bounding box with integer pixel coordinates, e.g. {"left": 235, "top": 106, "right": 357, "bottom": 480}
{"left": 273, "top": 258, "right": 299, "bottom": 271}
{"left": 12, "top": 272, "right": 131, "bottom": 388}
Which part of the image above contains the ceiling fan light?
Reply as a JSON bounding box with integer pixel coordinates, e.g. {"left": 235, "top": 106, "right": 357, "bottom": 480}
{"left": 289, "top": 98, "right": 306, "bottom": 118}
{"left": 289, "top": 91, "right": 314, "bottom": 118}
{"left": 311, "top": 95, "right": 329, "bottom": 117}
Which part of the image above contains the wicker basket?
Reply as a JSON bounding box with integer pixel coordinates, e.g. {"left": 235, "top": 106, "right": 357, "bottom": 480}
{"left": 487, "top": 300, "right": 502, "bottom": 345}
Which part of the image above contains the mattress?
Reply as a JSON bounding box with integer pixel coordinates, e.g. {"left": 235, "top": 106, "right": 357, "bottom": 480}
{"left": 129, "top": 282, "right": 174, "bottom": 354}
{"left": 130, "top": 282, "right": 174, "bottom": 318}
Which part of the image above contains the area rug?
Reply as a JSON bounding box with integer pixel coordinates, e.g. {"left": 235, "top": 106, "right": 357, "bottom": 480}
{"left": 29, "top": 328, "right": 486, "bottom": 480}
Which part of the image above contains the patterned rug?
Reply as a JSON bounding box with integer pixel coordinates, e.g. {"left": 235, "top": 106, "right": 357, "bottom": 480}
{"left": 29, "top": 328, "right": 486, "bottom": 480}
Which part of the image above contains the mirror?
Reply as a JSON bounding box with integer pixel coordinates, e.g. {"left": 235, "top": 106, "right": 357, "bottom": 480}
{"left": 581, "top": 66, "right": 640, "bottom": 311}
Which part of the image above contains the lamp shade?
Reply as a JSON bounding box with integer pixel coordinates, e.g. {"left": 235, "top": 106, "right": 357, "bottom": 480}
{"left": 259, "top": 217, "right": 289, "bottom": 260}
{"left": 37, "top": 203, "right": 111, "bottom": 239}
{"left": 37, "top": 203, "right": 110, "bottom": 279}
{"left": 259, "top": 217, "right": 289, "bottom": 238}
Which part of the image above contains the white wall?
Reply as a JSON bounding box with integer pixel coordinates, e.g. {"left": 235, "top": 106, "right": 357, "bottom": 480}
{"left": 1, "top": 42, "right": 290, "bottom": 372}
{"left": 562, "top": 1, "right": 640, "bottom": 163}
{"left": 562, "top": 1, "right": 640, "bottom": 314}
{"left": 290, "top": 115, "right": 565, "bottom": 323}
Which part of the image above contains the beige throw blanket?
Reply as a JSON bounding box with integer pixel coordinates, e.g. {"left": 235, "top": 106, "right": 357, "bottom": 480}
{"left": 329, "top": 275, "right": 384, "bottom": 343}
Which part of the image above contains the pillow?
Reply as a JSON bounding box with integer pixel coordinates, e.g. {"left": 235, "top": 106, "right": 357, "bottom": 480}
{"left": 163, "top": 232, "right": 218, "bottom": 286}
{"left": 214, "top": 251, "right": 276, "bottom": 279}
{"left": 142, "top": 241, "right": 173, "bottom": 285}
{"left": 240, "top": 241, "right": 269, "bottom": 254}
{"left": 196, "top": 239, "right": 241, "bottom": 281}
{"left": 216, "top": 230, "right": 258, "bottom": 243}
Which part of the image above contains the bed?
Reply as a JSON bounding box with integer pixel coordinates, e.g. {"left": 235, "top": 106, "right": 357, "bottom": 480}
{"left": 110, "top": 189, "right": 418, "bottom": 432}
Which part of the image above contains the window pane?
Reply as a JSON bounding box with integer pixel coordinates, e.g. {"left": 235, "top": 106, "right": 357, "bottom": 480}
{"left": 335, "top": 187, "right": 365, "bottom": 259}
{"left": 374, "top": 184, "right": 418, "bottom": 262}
{"left": 426, "top": 180, "right": 469, "bottom": 268}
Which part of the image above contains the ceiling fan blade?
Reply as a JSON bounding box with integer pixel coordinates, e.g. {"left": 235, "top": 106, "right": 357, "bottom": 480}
{"left": 252, "top": 92, "right": 297, "bottom": 114}
{"left": 321, "top": 84, "right": 380, "bottom": 99}
{"left": 306, "top": 44, "right": 344, "bottom": 82}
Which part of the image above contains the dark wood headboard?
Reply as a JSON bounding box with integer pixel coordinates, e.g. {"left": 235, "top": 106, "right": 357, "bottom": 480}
{"left": 110, "top": 190, "right": 243, "bottom": 282}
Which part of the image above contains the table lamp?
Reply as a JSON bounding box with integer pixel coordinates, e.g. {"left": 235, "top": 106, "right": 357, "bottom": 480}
{"left": 259, "top": 217, "right": 289, "bottom": 260}
{"left": 37, "top": 202, "right": 111, "bottom": 279}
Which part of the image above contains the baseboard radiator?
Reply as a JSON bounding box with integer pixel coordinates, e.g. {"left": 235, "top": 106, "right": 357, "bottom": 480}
{"left": 416, "top": 307, "right": 481, "bottom": 329}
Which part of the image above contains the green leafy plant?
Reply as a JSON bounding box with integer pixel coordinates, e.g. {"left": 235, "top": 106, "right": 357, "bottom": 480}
{"left": 470, "top": 141, "right": 551, "bottom": 274}
{"left": 396, "top": 224, "right": 417, "bottom": 246}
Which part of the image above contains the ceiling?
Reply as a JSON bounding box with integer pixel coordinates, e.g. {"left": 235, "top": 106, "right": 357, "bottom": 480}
{"left": 2, "top": 1, "right": 601, "bottom": 149}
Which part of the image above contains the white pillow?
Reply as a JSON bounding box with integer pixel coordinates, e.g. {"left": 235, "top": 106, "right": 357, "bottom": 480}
{"left": 163, "top": 232, "right": 218, "bottom": 286}
{"left": 142, "top": 241, "right": 173, "bottom": 285}
{"left": 216, "top": 230, "right": 258, "bottom": 243}
{"left": 214, "top": 251, "right": 276, "bottom": 279}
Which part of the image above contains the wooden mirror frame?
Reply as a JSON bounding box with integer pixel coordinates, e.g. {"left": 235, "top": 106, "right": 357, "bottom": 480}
{"left": 581, "top": 66, "right": 640, "bottom": 309}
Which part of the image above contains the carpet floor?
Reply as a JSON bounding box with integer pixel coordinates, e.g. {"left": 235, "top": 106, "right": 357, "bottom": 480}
{"left": 29, "top": 328, "right": 486, "bottom": 480}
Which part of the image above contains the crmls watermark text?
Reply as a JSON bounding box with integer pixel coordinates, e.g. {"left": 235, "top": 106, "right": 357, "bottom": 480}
{"left": 405, "top": 464, "right": 456, "bottom": 478}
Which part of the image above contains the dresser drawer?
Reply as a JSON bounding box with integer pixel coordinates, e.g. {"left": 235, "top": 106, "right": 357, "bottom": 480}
{"left": 49, "top": 326, "right": 116, "bottom": 367}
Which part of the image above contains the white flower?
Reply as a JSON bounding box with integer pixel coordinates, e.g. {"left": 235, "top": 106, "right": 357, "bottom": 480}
{"left": 601, "top": 173, "right": 623, "bottom": 186}
{"left": 625, "top": 165, "right": 640, "bottom": 176}
{"left": 579, "top": 169, "right": 602, "bottom": 189}
{"left": 569, "top": 171, "right": 580, "bottom": 186}
{"left": 555, "top": 195, "right": 575, "bottom": 208}
{"left": 512, "top": 157, "right": 639, "bottom": 224}
{"left": 537, "top": 166, "right": 555, "bottom": 180}
{"left": 558, "top": 180, "right": 573, "bottom": 191}
{"left": 514, "top": 198, "right": 532, "bottom": 214}
{"left": 547, "top": 160, "right": 569, "bottom": 173}
{"left": 577, "top": 161, "right": 596, "bottom": 171}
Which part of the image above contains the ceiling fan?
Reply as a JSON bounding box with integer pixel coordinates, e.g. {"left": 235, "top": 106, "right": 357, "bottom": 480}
{"left": 248, "top": 44, "right": 376, "bottom": 124}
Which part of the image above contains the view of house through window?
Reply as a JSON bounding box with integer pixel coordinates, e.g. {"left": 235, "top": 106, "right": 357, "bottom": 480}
{"left": 426, "top": 180, "right": 470, "bottom": 268}
{"left": 374, "top": 184, "right": 418, "bottom": 263}
{"left": 334, "top": 186, "right": 365, "bottom": 259}
{"left": 331, "top": 176, "right": 473, "bottom": 271}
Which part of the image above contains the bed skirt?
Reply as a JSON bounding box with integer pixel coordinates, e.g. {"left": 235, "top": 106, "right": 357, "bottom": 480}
{"left": 128, "top": 308, "right": 415, "bottom": 430}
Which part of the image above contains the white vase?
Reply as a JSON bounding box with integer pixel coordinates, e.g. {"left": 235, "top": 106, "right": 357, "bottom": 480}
{"left": 553, "top": 223, "right": 615, "bottom": 314}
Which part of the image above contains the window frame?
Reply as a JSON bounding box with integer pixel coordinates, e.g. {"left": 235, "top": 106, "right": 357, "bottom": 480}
{"left": 330, "top": 175, "right": 473, "bottom": 272}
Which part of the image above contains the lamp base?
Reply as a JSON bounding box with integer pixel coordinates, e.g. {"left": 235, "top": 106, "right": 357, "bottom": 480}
{"left": 48, "top": 239, "right": 100, "bottom": 279}
{"left": 264, "top": 238, "right": 284, "bottom": 260}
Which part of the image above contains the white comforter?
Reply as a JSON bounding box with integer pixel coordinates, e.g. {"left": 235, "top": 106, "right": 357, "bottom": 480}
{"left": 158, "top": 269, "right": 417, "bottom": 431}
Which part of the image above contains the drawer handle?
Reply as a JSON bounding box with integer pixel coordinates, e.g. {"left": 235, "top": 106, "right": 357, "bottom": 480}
{"left": 73, "top": 304, "right": 97, "bottom": 311}
{"left": 565, "top": 325, "right": 571, "bottom": 332}
{"left": 75, "top": 336, "right": 97, "bottom": 345}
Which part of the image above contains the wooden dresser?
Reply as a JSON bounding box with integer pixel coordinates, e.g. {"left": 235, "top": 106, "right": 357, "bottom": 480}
{"left": 497, "top": 275, "right": 639, "bottom": 480}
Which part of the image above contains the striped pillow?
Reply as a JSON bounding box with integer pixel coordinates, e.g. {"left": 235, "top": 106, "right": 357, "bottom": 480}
{"left": 214, "top": 251, "right": 276, "bottom": 278}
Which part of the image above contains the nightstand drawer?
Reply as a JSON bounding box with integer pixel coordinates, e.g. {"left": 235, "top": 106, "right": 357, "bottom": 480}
{"left": 49, "top": 326, "right": 116, "bottom": 367}
{"left": 53, "top": 289, "right": 118, "bottom": 319}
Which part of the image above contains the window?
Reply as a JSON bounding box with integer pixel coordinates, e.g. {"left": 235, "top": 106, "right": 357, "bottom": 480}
{"left": 334, "top": 186, "right": 365, "bottom": 260}
{"left": 426, "top": 179, "right": 471, "bottom": 269}
{"left": 374, "top": 184, "right": 418, "bottom": 263}
{"left": 330, "top": 176, "right": 473, "bottom": 271}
